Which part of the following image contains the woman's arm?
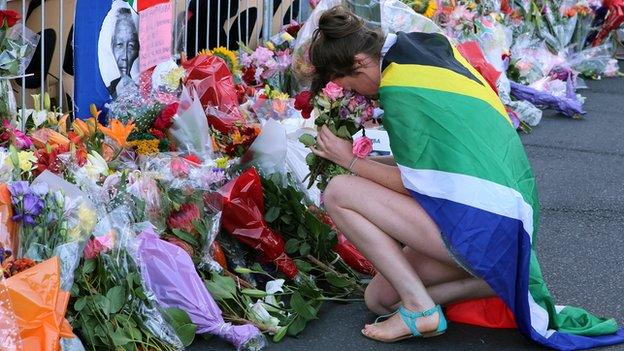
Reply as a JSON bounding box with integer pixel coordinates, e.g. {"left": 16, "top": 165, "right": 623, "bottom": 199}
{"left": 311, "top": 126, "right": 408, "bottom": 195}
{"left": 368, "top": 155, "right": 396, "bottom": 166}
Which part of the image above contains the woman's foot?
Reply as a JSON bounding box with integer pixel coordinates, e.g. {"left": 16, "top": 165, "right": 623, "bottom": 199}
{"left": 361, "top": 306, "right": 441, "bottom": 342}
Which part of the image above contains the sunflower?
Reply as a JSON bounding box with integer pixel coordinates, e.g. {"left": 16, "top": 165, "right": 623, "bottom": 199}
{"left": 423, "top": 0, "right": 437, "bottom": 18}
{"left": 210, "top": 47, "right": 240, "bottom": 74}
{"left": 197, "top": 49, "right": 212, "bottom": 57}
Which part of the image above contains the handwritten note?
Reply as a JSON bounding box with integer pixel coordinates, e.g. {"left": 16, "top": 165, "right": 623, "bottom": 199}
{"left": 139, "top": 2, "right": 172, "bottom": 72}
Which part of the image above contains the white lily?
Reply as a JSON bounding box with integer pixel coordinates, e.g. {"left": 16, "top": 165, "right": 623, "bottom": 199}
{"left": 84, "top": 150, "right": 109, "bottom": 180}
{"left": 249, "top": 301, "right": 281, "bottom": 332}
{"left": 264, "top": 279, "right": 285, "bottom": 306}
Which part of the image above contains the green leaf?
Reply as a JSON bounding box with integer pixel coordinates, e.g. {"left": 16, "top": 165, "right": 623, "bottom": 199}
{"left": 82, "top": 259, "right": 96, "bottom": 274}
{"left": 335, "top": 125, "right": 351, "bottom": 138}
{"left": 290, "top": 292, "right": 317, "bottom": 321}
{"left": 106, "top": 286, "right": 126, "bottom": 314}
{"left": 294, "top": 259, "right": 313, "bottom": 273}
{"left": 94, "top": 295, "right": 111, "bottom": 316}
{"left": 111, "top": 328, "right": 132, "bottom": 347}
{"left": 74, "top": 298, "right": 87, "bottom": 312}
{"left": 171, "top": 229, "right": 199, "bottom": 247}
{"left": 163, "top": 307, "right": 196, "bottom": 347}
{"left": 273, "top": 326, "right": 288, "bottom": 342}
{"left": 297, "top": 226, "right": 309, "bottom": 239}
{"left": 299, "top": 242, "right": 311, "bottom": 256}
{"left": 298, "top": 134, "right": 316, "bottom": 147}
{"left": 204, "top": 274, "right": 237, "bottom": 300}
{"left": 288, "top": 315, "right": 307, "bottom": 336}
{"left": 325, "top": 272, "right": 352, "bottom": 288}
{"left": 284, "top": 239, "right": 299, "bottom": 254}
{"left": 265, "top": 206, "right": 280, "bottom": 222}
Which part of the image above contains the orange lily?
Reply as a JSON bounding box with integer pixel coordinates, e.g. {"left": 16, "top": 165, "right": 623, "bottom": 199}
{"left": 30, "top": 128, "right": 70, "bottom": 149}
{"left": 57, "top": 114, "right": 69, "bottom": 135}
{"left": 231, "top": 130, "right": 244, "bottom": 145}
{"left": 72, "top": 117, "right": 98, "bottom": 139}
{"left": 98, "top": 119, "right": 135, "bottom": 147}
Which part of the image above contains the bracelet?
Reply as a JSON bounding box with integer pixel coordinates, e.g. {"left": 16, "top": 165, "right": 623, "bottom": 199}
{"left": 348, "top": 156, "right": 359, "bottom": 175}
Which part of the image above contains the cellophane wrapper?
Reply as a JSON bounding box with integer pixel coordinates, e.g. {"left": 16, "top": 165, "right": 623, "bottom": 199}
{"left": 94, "top": 208, "right": 185, "bottom": 350}
{"left": 133, "top": 229, "right": 267, "bottom": 351}
{"left": 0, "top": 276, "right": 23, "bottom": 351}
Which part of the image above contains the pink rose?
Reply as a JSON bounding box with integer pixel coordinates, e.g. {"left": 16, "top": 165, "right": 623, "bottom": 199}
{"left": 171, "top": 157, "right": 190, "bottom": 178}
{"left": 322, "top": 82, "right": 344, "bottom": 101}
{"left": 84, "top": 235, "right": 113, "bottom": 259}
{"left": 352, "top": 136, "right": 373, "bottom": 159}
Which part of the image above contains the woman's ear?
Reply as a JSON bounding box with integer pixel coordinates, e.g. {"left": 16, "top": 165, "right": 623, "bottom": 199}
{"left": 354, "top": 53, "right": 376, "bottom": 69}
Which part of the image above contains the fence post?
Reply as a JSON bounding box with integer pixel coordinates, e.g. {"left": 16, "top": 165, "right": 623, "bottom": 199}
{"left": 262, "top": 0, "right": 272, "bottom": 42}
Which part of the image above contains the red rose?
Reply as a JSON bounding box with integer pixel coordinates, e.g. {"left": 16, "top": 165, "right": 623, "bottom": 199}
{"left": 294, "top": 91, "right": 313, "bottom": 119}
{"left": 153, "top": 103, "right": 178, "bottom": 131}
{"left": 167, "top": 203, "right": 201, "bottom": 234}
{"left": 151, "top": 129, "right": 166, "bottom": 139}
{"left": 183, "top": 153, "right": 202, "bottom": 165}
{"left": 285, "top": 22, "right": 302, "bottom": 37}
{"left": 242, "top": 67, "right": 257, "bottom": 86}
{"left": 0, "top": 10, "right": 20, "bottom": 28}
{"left": 235, "top": 84, "right": 247, "bottom": 104}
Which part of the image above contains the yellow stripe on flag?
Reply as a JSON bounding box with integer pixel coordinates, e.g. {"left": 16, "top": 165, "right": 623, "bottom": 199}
{"left": 381, "top": 63, "right": 511, "bottom": 125}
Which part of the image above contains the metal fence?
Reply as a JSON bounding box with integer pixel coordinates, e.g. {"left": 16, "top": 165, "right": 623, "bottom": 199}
{"left": 0, "top": 0, "right": 309, "bottom": 117}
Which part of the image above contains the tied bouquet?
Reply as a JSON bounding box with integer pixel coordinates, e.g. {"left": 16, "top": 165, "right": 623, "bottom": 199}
{"left": 295, "top": 82, "right": 375, "bottom": 191}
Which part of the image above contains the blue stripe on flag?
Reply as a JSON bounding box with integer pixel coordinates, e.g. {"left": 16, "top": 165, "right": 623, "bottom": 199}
{"left": 409, "top": 191, "right": 624, "bottom": 350}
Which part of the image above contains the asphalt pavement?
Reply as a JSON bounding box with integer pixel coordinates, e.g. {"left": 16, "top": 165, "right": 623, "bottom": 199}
{"left": 191, "top": 75, "right": 624, "bottom": 351}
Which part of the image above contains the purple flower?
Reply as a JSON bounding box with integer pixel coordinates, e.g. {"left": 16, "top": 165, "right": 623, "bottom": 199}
{"left": 339, "top": 107, "right": 350, "bottom": 119}
{"left": 30, "top": 182, "right": 49, "bottom": 197}
{"left": 8, "top": 181, "right": 30, "bottom": 199}
{"left": 11, "top": 191, "right": 45, "bottom": 226}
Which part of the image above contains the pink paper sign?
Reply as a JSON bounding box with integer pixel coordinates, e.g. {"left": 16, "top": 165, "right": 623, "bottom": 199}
{"left": 139, "top": 2, "right": 173, "bottom": 72}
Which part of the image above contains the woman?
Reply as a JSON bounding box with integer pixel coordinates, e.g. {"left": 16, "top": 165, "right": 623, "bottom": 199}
{"left": 307, "top": 6, "right": 624, "bottom": 349}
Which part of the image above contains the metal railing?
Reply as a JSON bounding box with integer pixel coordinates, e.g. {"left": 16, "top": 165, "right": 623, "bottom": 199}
{"left": 1, "top": 0, "right": 309, "bottom": 120}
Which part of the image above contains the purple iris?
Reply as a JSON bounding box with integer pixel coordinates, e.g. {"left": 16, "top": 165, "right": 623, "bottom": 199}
{"left": 8, "top": 181, "right": 30, "bottom": 199}
{"left": 12, "top": 193, "right": 45, "bottom": 226}
{"left": 339, "top": 107, "right": 350, "bottom": 119}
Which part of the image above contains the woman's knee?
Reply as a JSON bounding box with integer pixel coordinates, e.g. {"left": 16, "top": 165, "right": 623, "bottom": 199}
{"left": 323, "top": 175, "right": 357, "bottom": 212}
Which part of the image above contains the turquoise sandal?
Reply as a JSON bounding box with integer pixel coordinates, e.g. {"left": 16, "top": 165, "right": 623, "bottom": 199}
{"left": 362, "top": 305, "right": 447, "bottom": 342}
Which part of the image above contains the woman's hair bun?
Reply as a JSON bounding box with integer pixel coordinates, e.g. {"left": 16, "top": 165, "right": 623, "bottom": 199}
{"left": 317, "top": 6, "right": 364, "bottom": 39}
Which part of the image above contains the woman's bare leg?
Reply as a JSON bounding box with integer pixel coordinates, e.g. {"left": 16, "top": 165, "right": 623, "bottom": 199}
{"left": 365, "top": 248, "right": 495, "bottom": 315}
{"left": 324, "top": 175, "right": 489, "bottom": 340}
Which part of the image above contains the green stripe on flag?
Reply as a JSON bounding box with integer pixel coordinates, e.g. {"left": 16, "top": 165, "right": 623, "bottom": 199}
{"left": 379, "top": 85, "right": 538, "bottom": 210}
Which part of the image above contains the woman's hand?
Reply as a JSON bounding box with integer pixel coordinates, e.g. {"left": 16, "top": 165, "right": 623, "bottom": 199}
{"left": 310, "top": 125, "right": 354, "bottom": 168}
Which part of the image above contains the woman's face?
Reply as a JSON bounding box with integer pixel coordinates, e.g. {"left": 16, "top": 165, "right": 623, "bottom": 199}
{"left": 333, "top": 53, "right": 381, "bottom": 98}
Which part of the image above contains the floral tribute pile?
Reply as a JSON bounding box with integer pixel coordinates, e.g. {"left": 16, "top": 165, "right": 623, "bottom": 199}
{"left": 0, "top": 1, "right": 622, "bottom": 350}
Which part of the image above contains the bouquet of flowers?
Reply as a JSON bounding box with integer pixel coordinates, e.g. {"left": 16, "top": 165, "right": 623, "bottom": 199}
{"left": 239, "top": 42, "right": 294, "bottom": 94}
{"left": 295, "top": 82, "right": 375, "bottom": 190}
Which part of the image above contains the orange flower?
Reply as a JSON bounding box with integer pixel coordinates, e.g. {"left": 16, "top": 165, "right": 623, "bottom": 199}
{"left": 72, "top": 118, "right": 97, "bottom": 139}
{"left": 30, "top": 128, "right": 70, "bottom": 149}
{"left": 98, "top": 119, "right": 135, "bottom": 147}
{"left": 57, "top": 114, "right": 69, "bottom": 135}
{"left": 231, "top": 130, "right": 244, "bottom": 145}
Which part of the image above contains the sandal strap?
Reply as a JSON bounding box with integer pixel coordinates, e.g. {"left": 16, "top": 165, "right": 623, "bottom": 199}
{"left": 398, "top": 305, "right": 446, "bottom": 336}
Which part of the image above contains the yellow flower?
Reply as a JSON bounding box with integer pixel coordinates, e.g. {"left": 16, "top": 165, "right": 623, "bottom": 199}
{"left": 198, "top": 49, "right": 212, "bottom": 57}
{"left": 424, "top": 0, "right": 437, "bottom": 18}
{"left": 68, "top": 202, "right": 97, "bottom": 240}
{"left": 231, "top": 130, "right": 245, "bottom": 145}
{"left": 215, "top": 157, "right": 229, "bottom": 169}
{"left": 210, "top": 46, "right": 240, "bottom": 74}
{"left": 264, "top": 42, "right": 276, "bottom": 51}
{"left": 17, "top": 151, "right": 36, "bottom": 172}
{"left": 162, "top": 67, "right": 186, "bottom": 90}
{"left": 128, "top": 139, "right": 160, "bottom": 155}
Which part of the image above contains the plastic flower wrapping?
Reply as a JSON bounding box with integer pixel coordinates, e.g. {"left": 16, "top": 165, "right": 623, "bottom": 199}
{"left": 0, "top": 0, "right": 622, "bottom": 349}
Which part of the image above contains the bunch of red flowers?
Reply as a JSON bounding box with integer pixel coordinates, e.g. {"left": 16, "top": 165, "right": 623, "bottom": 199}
{"left": 151, "top": 102, "right": 178, "bottom": 140}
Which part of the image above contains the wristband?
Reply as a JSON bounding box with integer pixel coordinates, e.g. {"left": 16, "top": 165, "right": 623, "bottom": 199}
{"left": 348, "top": 156, "right": 359, "bottom": 175}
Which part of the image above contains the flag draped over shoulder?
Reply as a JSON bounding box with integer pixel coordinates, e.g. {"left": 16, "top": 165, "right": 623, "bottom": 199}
{"left": 379, "top": 31, "right": 624, "bottom": 350}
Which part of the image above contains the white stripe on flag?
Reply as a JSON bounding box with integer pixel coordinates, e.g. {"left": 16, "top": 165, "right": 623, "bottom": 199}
{"left": 398, "top": 166, "right": 535, "bottom": 241}
{"left": 399, "top": 166, "right": 558, "bottom": 338}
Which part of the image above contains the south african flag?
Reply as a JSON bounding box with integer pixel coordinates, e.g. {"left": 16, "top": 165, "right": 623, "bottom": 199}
{"left": 380, "top": 31, "right": 624, "bottom": 350}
